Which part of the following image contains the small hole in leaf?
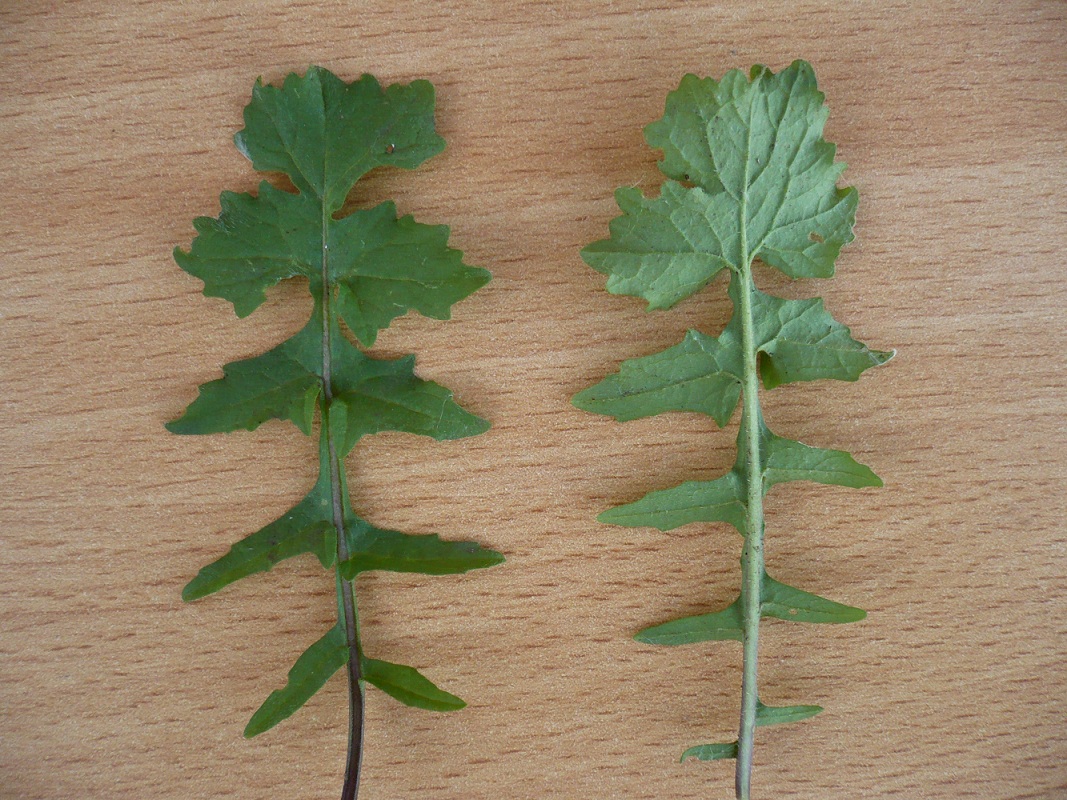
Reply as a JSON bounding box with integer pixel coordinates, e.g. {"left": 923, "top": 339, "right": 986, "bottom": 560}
{"left": 385, "top": 143, "right": 396, "bottom": 154}
{"left": 789, "top": 608, "right": 798, "bottom": 615}
{"left": 809, "top": 232, "right": 824, "bottom": 243}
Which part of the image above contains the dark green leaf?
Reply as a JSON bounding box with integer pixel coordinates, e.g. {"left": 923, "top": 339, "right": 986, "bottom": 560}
{"left": 598, "top": 471, "right": 746, "bottom": 533}
{"left": 339, "top": 514, "right": 504, "bottom": 577}
{"left": 761, "top": 574, "right": 866, "bottom": 624}
{"left": 332, "top": 333, "right": 489, "bottom": 453}
{"left": 236, "top": 68, "right": 444, "bottom": 213}
{"left": 173, "top": 182, "right": 319, "bottom": 317}
{"left": 681, "top": 742, "right": 738, "bottom": 762}
{"left": 172, "top": 67, "right": 500, "bottom": 792}
{"left": 182, "top": 468, "right": 335, "bottom": 601}
{"left": 166, "top": 319, "right": 322, "bottom": 436}
{"left": 572, "top": 329, "right": 742, "bottom": 425}
{"left": 635, "top": 600, "right": 742, "bottom": 645}
{"left": 245, "top": 624, "right": 349, "bottom": 737}
{"left": 361, "top": 657, "right": 466, "bottom": 711}
{"left": 331, "top": 202, "right": 491, "bottom": 346}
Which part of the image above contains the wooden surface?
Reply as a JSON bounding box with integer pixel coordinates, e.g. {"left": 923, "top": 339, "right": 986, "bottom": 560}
{"left": 2, "top": 2, "right": 1064, "bottom": 798}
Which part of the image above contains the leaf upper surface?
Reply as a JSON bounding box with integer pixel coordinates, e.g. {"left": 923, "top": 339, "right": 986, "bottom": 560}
{"left": 237, "top": 68, "right": 444, "bottom": 213}
{"left": 339, "top": 513, "right": 505, "bottom": 577}
{"left": 331, "top": 202, "right": 490, "bottom": 346}
{"left": 245, "top": 624, "right": 349, "bottom": 737}
{"left": 166, "top": 318, "right": 322, "bottom": 436}
{"left": 173, "top": 67, "right": 499, "bottom": 748}
{"left": 174, "top": 182, "right": 320, "bottom": 317}
{"left": 174, "top": 67, "right": 485, "bottom": 344}
{"left": 361, "top": 657, "right": 466, "bottom": 711}
{"left": 331, "top": 330, "right": 489, "bottom": 454}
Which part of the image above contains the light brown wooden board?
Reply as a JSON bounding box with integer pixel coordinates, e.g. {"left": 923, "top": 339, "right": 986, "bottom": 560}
{"left": 2, "top": 2, "right": 1064, "bottom": 798}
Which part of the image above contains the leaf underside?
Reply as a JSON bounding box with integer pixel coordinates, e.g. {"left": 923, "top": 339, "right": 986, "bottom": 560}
{"left": 575, "top": 60, "right": 890, "bottom": 769}
{"left": 171, "top": 67, "right": 502, "bottom": 740}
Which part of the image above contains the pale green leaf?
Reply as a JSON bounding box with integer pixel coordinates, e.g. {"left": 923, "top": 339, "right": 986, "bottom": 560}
{"left": 361, "top": 657, "right": 465, "bottom": 711}
{"left": 572, "top": 329, "right": 742, "bottom": 425}
{"left": 574, "top": 61, "right": 885, "bottom": 784}
{"left": 598, "top": 471, "right": 746, "bottom": 533}
{"left": 584, "top": 60, "right": 857, "bottom": 309}
{"left": 634, "top": 572, "right": 864, "bottom": 647}
{"left": 245, "top": 624, "right": 349, "bottom": 737}
{"left": 644, "top": 73, "right": 728, "bottom": 191}
{"left": 764, "top": 431, "right": 882, "bottom": 490}
{"left": 761, "top": 574, "right": 866, "bottom": 624}
{"left": 635, "top": 600, "right": 742, "bottom": 645}
{"left": 681, "top": 742, "right": 738, "bottom": 762}
{"left": 582, "top": 182, "right": 734, "bottom": 309}
{"left": 722, "top": 281, "right": 893, "bottom": 389}
{"left": 755, "top": 700, "right": 823, "bottom": 727}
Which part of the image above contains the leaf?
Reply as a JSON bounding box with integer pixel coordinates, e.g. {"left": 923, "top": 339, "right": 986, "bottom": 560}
{"left": 761, "top": 574, "right": 866, "bottom": 624}
{"left": 331, "top": 331, "right": 489, "bottom": 454}
{"left": 748, "top": 289, "right": 894, "bottom": 389}
{"left": 245, "top": 624, "right": 349, "bottom": 737}
{"left": 598, "top": 471, "right": 746, "bottom": 534}
{"left": 361, "top": 657, "right": 466, "bottom": 711}
{"left": 236, "top": 68, "right": 444, "bottom": 213}
{"left": 173, "top": 182, "right": 320, "bottom": 317}
{"left": 175, "top": 68, "right": 484, "bottom": 345}
{"left": 635, "top": 572, "right": 863, "bottom": 646}
{"left": 575, "top": 61, "right": 888, "bottom": 791}
{"left": 755, "top": 700, "right": 823, "bottom": 727}
{"left": 166, "top": 318, "right": 322, "bottom": 436}
{"left": 635, "top": 600, "right": 743, "bottom": 645}
{"left": 764, "top": 431, "right": 882, "bottom": 490}
{"left": 171, "top": 67, "right": 500, "bottom": 791}
{"left": 183, "top": 442, "right": 338, "bottom": 601}
{"left": 339, "top": 513, "right": 505, "bottom": 577}
{"left": 582, "top": 182, "right": 735, "bottom": 310}
{"left": 585, "top": 61, "right": 857, "bottom": 309}
{"left": 681, "top": 742, "right": 738, "bottom": 762}
{"left": 331, "top": 202, "right": 490, "bottom": 347}
{"left": 572, "top": 329, "right": 742, "bottom": 425}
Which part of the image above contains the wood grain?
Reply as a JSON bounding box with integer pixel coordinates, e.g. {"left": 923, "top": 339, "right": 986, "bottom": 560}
{"left": 1, "top": 2, "right": 1064, "bottom": 798}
